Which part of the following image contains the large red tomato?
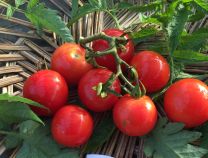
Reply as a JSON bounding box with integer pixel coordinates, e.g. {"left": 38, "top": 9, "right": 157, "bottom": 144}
{"left": 51, "top": 105, "right": 93, "bottom": 147}
{"left": 164, "top": 78, "right": 208, "bottom": 128}
{"left": 51, "top": 43, "right": 92, "bottom": 85}
{"left": 130, "top": 50, "right": 170, "bottom": 93}
{"left": 92, "top": 29, "right": 134, "bottom": 72}
{"left": 113, "top": 95, "right": 157, "bottom": 136}
{"left": 23, "top": 70, "right": 68, "bottom": 116}
{"left": 78, "top": 68, "right": 121, "bottom": 112}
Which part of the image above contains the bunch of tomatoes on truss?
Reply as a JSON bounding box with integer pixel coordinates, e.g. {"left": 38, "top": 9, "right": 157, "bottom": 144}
{"left": 23, "top": 28, "right": 208, "bottom": 148}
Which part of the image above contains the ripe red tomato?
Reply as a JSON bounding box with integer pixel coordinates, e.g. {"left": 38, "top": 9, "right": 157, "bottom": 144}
{"left": 23, "top": 70, "right": 68, "bottom": 116}
{"left": 78, "top": 68, "right": 121, "bottom": 112}
{"left": 113, "top": 95, "right": 157, "bottom": 136}
{"left": 164, "top": 78, "right": 208, "bottom": 128}
{"left": 92, "top": 28, "right": 134, "bottom": 72}
{"left": 51, "top": 105, "right": 93, "bottom": 147}
{"left": 51, "top": 43, "right": 92, "bottom": 85}
{"left": 130, "top": 50, "right": 170, "bottom": 93}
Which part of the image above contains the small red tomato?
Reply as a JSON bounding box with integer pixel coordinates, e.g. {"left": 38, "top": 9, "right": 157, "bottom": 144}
{"left": 113, "top": 95, "right": 157, "bottom": 136}
{"left": 130, "top": 50, "right": 170, "bottom": 93}
{"left": 92, "top": 28, "right": 134, "bottom": 72}
{"left": 51, "top": 105, "right": 93, "bottom": 147}
{"left": 23, "top": 70, "right": 68, "bottom": 116}
{"left": 51, "top": 43, "right": 92, "bottom": 85}
{"left": 164, "top": 78, "right": 208, "bottom": 128}
{"left": 78, "top": 68, "right": 121, "bottom": 112}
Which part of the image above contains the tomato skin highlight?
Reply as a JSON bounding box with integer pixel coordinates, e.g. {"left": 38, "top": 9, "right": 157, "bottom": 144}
{"left": 23, "top": 70, "right": 68, "bottom": 116}
{"left": 164, "top": 78, "right": 208, "bottom": 128}
{"left": 51, "top": 105, "right": 93, "bottom": 147}
{"left": 113, "top": 95, "right": 157, "bottom": 136}
{"left": 92, "top": 28, "right": 134, "bottom": 72}
{"left": 130, "top": 50, "right": 170, "bottom": 93}
{"left": 51, "top": 43, "right": 92, "bottom": 85}
{"left": 78, "top": 68, "right": 121, "bottom": 112}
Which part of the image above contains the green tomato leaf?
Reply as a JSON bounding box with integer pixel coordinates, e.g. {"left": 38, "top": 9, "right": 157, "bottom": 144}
{"left": 4, "top": 120, "right": 40, "bottom": 149}
{"left": 15, "top": 0, "right": 26, "bottom": 8}
{"left": 198, "top": 122, "right": 208, "bottom": 158}
{"left": 178, "top": 28, "right": 208, "bottom": 51}
{"left": 136, "top": 36, "right": 169, "bottom": 55}
{"left": 166, "top": 0, "right": 181, "bottom": 17}
{"left": 188, "top": 10, "right": 205, "bottom": 22}
{"left": 83, "top": 113, "right": 115, "bottom": 153}
{"left": 196, "top": 122, "right": 208, "bottom": 149}
{"left": 177, "top": 144, "right": 208, "bottom": 158}
{"left": 19, "top": 120, "right": 41, "bottom": 135}
{"left": 182, "top": 0, "right": 194, "bottom": 2}
{"left": 173, "top": 50, "right": 208, "bottom": 62}
{"left": 139, "top": 16, "right": 164, "bottom": 25}
{"left": 175, "top": 71, "right": 208, "bottom": 80}
{"left": 51, "top": 149, "right": 80, "bottom": 158}
{"left": 172, "top": 63, "right": 208, "bottom": 81}
{"left": 0, "top": 121, "right": 10, "bottom": 130}
{"left": 89, "top": 0, "right": 113, "bottom": 9}
{"left": 68, "top": 4, "right": 99, "bottom": 26}
{"left": 25, "top": 3, "right": 74, "bottom": 42}
{"left": 71, "top": 0, "right": 78, "bottom": 17}
{"left": 129, "top": 27, "right": 159, "bottom": 45}
{"left": 167, "top": 3, "right": 190, "bottom": 55}
{"left": 0, "top": 101, "right": 44, "bottom": 125}
{"left": 100, "top": 0, "right": 109, "bottom": 9}
{"left": 69, "top": 0, "right": 118, "bottom": 26}
{"left": 27, "top": 0, "right": 39, "bottom": 10}
{"left": 4, "top": 134, "right": 22, "bottom": 149}
{"left": 15, "top": 123, "right": 80, "bottom": 158}
{"left": 6, "top": 4, "right": 15, "bottom": 18}
{"left": 89, "top": 0, "right": 102, "bottom": 8}
{"left": 117, "top": 1, "right": 162, "bottom": 12}
{"left": 144, "top": 118, "right": 208, "bottom": 158}
{"left": 0, "top": 93, "right": 44, "bottom": 108}
{"left": 193, "top": 0, "right": 208, "bottom": 13}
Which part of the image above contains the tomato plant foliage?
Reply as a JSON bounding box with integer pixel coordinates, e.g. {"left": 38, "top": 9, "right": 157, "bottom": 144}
{"left": 83, "top": 113, "right": 115, "bottom": 153}
{"left": 144, "top": 118, "right": 208, "bottom": 158}
{"left": 0, "top": 95, "right": 79, "bottom": 158}
{"left": 15, "top": 123, "right": 79, "bottom": 158}
{"left": 0, "top": 0, "right": 208, "bottom": 158}
{"left": 0, "top": 93, "right": 44, "bottom": 125}
{"left": 2, "top": 120, "right": 80, "bottom": 158}
{"left": 1, "top": 0, "right": 74, "bottom": 42}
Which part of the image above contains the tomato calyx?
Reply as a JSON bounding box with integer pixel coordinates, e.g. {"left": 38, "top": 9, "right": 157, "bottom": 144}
{"left": 79, "top": 30, "right": 146, "bottom": 99}
{"left": 92, "top": 82, "right": 108, "bottom": 98}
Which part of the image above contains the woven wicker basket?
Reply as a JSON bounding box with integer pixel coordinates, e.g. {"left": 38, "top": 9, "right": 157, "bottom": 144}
{"left": 0, "top": 0, "right": 207, "bottom": 158}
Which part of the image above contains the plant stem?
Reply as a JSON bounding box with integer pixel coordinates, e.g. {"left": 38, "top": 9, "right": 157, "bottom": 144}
{"left": 79, "top": 32, "right": 144, "bottom": 98}
{"left": 0, "top": 1, "right": 25, "bottom": 14}
{"left": 120, "top": 73, "right": 135, "bottom": 89}
{"left": 105, "top": 10, "right": 121, "bottom": 29}
{"left": 80, "top": 32, "right": 113, "bottom": 44}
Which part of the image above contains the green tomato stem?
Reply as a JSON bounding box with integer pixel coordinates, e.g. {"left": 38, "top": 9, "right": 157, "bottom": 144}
{"left": 105, "top": 10, "right": 121, "bottom": 29}
{"left": 79, "top": 32, "right": 145, "bottom": 98}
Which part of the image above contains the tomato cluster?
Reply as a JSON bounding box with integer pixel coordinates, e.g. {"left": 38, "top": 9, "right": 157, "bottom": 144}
{"left": 23, "top": 28, "right": 208, "bottom": 148}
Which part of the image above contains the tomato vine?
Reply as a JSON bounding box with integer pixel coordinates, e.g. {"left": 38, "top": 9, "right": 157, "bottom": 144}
{"left": 0, "top": 0, "right": 207, "bottom": 158}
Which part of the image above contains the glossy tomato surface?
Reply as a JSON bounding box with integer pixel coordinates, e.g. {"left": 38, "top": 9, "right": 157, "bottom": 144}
{"left": 113, "top": 95, "right": 157, "bottom": 136}
{"left": 51, "top": 43, "right": 92, "bottom": 85}
{"left": 51, "top": 105, "right": 93, "bottom": 147}
{"left": 78, "top": 68, "right": 121, "bottom": 112}
{"left": 92, "top": 29, "right": 134, "bottom": 72}
{"left": 164, "top": 78, "right": 208, "bottom": 128}
{"left": 130, "top": 50, "right": 170, "bottom": 93}
{"left": 23, "top": 70, "right": 68, "bottom": 116}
